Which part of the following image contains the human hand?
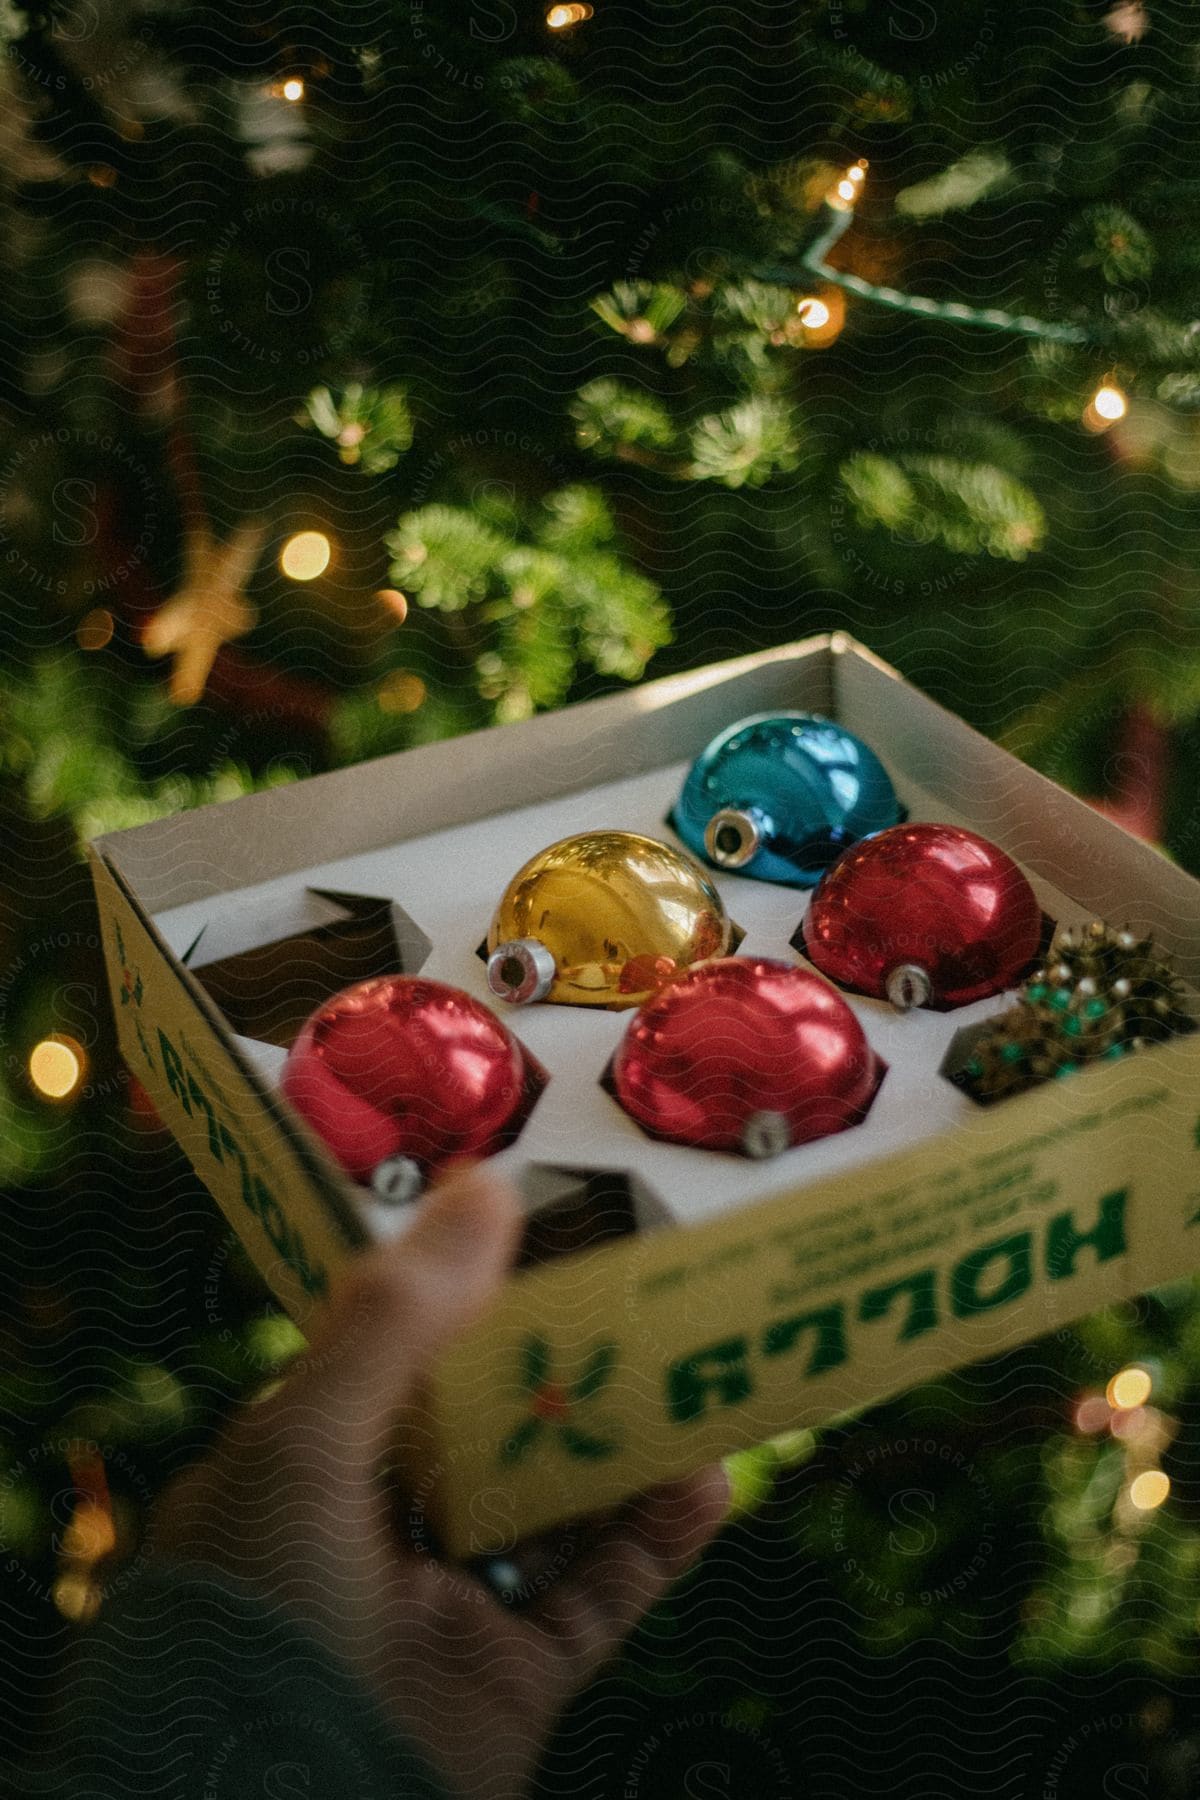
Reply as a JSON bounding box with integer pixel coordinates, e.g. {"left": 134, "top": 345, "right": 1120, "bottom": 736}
{"left": 153, "top": 1166, "right": 729, "bottom": 1799}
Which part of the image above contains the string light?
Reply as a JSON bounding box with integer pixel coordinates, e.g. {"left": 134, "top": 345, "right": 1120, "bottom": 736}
{"left": 29, "top": 1037, "right": 85, "bottom": 1100}
{"left": 795, "top": 297, "right": 831, "bottom": 330}
{"left": 827, "top": 161, "right": 868, "bottom": 212}
{"left": 280, "top": 531, "right": 331, "bottom": 581}
{"left": 546, "top": 2, "right": 593, "bottom": 25}
{"left": 281, "top": 77, "right": 305, "bottom": 102}
{"left": 758, "top": 156, "right": 1092, "bottom": 346}
{"left": 1107, "top": 1366, "right": 1152, "bottom": 1411}
{"left": 1129, "top": 1469, "right": 1170, "bottom": 1511}
{"left": 1083, "top": 381, "right": 1129, "bottom": 435}
{"left": 789, "top": 288, "right": 844, "bottom": 349}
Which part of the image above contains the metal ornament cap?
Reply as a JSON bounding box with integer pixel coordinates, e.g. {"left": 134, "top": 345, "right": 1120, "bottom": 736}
{"left": 802, "top": 822, "right": 1043, "bottom": 1010}
{"left": 486, "top": 829, "right": 735, "bottom": 1008}
{"left": 742, "top": 1110, "right": 792, "bottom": 1159}
{"left": 371, "top": 1154, "right": 424, "bottom": 1205}
{"left": 885, "top": 963, "right": 932, "bottom": 1012}
{"left": 487, "top": 938, "right": 556, "bottom": 1006}
{"left": 704, "top": 807, "right": 765, "bottom": 870}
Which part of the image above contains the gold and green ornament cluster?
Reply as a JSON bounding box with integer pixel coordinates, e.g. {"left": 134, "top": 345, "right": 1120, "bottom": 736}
{"left": 959, "top": 921, "right": 1193, "bottom": 1104}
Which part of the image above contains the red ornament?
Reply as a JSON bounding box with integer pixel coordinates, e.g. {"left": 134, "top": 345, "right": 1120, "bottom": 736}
{"left": 801, "top": 823, "right": 1042, "bottom": 1011}
{"left": 610, "top": 957, "right": 882, "bottom": 1156}
{"left": 282, "top": 976, "right": 540, "bottom": 1200}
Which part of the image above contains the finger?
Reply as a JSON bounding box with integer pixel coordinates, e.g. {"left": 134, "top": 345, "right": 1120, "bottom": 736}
{"left": 521, "top": 1464, "right": 729, "bottom": 1698}
{"left": 300, "top": 1162, "right": 523, "bottom": 1420}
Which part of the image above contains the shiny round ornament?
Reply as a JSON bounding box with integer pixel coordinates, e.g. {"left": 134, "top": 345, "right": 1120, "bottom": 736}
{"left": 486, "top": 830, "right": 735, "bottom": 1008}
{"left": 673, "top": 711, "right": 901, "bottom": 887}
{"left": 281, "top": 976, "right": 538, "bottom": 1200}
{"left": 610, "top": 957, "right": 882, "bottom": 1155}
{"left": 801, "top": 823, "right": 1042, "bottom": 1011}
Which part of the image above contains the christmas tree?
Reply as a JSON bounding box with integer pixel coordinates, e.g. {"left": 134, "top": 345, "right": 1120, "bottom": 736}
{"left": 4, "top": 1, "right": 1200, "bottom": 1788}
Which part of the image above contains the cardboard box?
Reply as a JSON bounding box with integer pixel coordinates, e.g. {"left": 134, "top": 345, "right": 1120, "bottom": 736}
{"left": 88, "top": 634, "right": 1200, "bottom": 1555}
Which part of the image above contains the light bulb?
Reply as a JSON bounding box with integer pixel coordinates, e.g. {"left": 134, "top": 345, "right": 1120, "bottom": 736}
{"left": 281, "top": 77, "right": 305, "bottom": 103}
{"left": 796, "top": 297, "right": 831, "bottom": 329}
{"left": 1093, "top": 384, "right": 1128, "bottom": 422}
{"left": 280, "top": 531, "right": 332, "bottom": 581}
{"left": 828, "top": 163, "right": 867, "bottom": 211}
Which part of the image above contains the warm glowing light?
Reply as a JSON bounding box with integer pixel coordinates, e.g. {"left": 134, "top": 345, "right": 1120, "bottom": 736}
{"left": 1074, "top": 1394, "right": 1111, "bottom": 1433}
{"left": 280, "top": 531, "right": 332, "bottom": 581}
{"left": 828, "top": 162, "right": 867, "bottom": 209}
{"left": 76, "top": 608, "right": 114, "bottom": 652}
{"left": 1094, "top": 384, "right": 1128, "bottom": 422}
{"left": 375, "top": 588, "right": 409, "bottom": 623}
{"left": 63, "top": 1498, "right": 117, "bottom": 1563}
{"left": 1129, "top": 1469, "right": 1170, "bottom": 1511}
{"left": 282, "top": 77, "right": 305, "bottom": 102}
{"left": 53, "top": 1570, "right": 102, "bottom": 1623}
{"left": 1107, "top": 1366, "right": 1153, "bottom": 1411}
{"left": 378, "top": 671, "right": 426, "bottom": 714}
{"left": 546, "top": 2, "right": 592, "bottom": 26}
{"left": 29, "top": 1037, "right": 84, "bottom": 1100}
{"left": 786, "top": 287, "right": 844, "bottom": 350}
{"left": 796, "top": 297, "right": 831, "bottom": 329}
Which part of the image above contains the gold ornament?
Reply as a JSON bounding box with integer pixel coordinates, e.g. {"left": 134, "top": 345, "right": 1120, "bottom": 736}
{"left": 142, "top": 519, "right": 267, "bottom": 705}
{"left": 486, "top": 830, "right": 737, "bottom": 1008}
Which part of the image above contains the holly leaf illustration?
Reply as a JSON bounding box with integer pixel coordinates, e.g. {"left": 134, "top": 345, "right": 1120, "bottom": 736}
{"left": 499, "top": 1415, "right": 543, "bottom": 1467}
{"left": 560, "top": 1422, "right": 619, "bottom": 1460}
{"left": 520, "top": 1334, "right": 551, "bottom": 1392}
{"left": 571, "top": 1341, "right": 618, "bottom": 1402}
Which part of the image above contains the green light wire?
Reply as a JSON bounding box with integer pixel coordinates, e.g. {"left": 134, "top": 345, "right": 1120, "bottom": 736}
{"left": 760, "top": 198, "right": 1093, "bottom": 345}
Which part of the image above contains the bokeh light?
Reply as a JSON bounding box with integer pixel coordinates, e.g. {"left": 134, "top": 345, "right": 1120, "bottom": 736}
{"left": 52, "top": 1569, "right": 102, "bottom": 1623}
{"left": 76, "top": 608, "right": 114, "bottom": 651}
{"left": 280, "top": 531, "right": 332, "bottom": 580}
{"left": 1074, "top": 1393, "right": 1111, "bottom": 1433}
{"left": 378, "top": 671, "right": 426, "bottom": 714}
{"left": 546, "top": 3, "right": 592, "bottom": 26}
{"left": 1107, "top": 1366, "right": 1152, "bottom": 1410}
{"left": 29, "top": 1037, "right": 85, "bottom": 1100}
{"left": 1129, "top": 1469, "right": 1170, "bottom": 1511}
{"left": 375, "top": 588, "right": 409, "bottom": 623}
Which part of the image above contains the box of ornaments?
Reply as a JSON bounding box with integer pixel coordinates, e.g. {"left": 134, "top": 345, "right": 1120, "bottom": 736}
{"left": 88, "top": 633, "right": 1200, "bottom": 1555}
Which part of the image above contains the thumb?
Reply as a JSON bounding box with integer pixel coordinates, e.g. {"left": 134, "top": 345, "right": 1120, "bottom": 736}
{"left": 301, "top": 1162, "right": 523, "bottom": 1423}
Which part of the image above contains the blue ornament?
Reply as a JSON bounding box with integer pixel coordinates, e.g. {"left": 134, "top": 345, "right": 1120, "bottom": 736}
{"left": 671, "top": 711, "right": 902, "bottom": 888}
